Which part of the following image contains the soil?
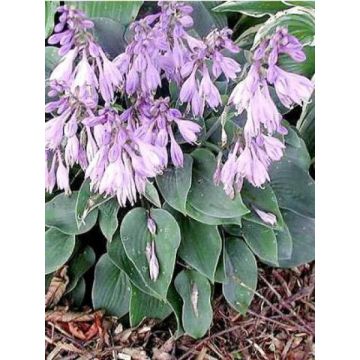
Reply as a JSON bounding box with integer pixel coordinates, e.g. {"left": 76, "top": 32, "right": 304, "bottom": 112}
{"left": 45, "top": 262, "right": 314, "bottom": 360}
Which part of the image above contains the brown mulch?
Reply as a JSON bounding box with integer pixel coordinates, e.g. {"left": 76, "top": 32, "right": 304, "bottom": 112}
{"left": 45, "top": 262, "right": 315, "bottom": 360}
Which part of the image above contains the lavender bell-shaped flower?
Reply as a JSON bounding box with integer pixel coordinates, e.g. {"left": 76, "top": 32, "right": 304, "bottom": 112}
{"left": 220, "top": 27, "right": 314, "bottom": 194}
{"left": 253, "top": 207, "right": 277, "bottom": 226}
{"left": 145, "top": 241, "right": 160, "bottom": 281}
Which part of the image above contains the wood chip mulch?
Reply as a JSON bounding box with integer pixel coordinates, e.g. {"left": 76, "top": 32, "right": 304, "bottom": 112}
{"left": 45, "top": 262, "right": 315, "bottom": 360}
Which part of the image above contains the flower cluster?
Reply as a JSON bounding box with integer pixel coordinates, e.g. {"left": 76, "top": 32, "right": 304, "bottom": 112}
{"left": 114, "top": 1, "right": 241, "bottom": 116}
{"left": 45, "top": 3, "right": 210, "bottom": 206}
{"left": 215, "top": 27, "right": 314, "bottom": 199}
{"left": 45, "top": 5, "right": 124, "bottom": 195}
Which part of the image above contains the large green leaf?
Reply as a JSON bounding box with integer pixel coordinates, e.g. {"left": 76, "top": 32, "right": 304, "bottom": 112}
{"left": 190, "top": 2, "right": 227, "bottom": 37}
{"left": 174, "top": 270, "right": 213, "bottom": 339}
{"left": 45, "top": 228, "right": 76, "bottom": 274}
{"left": 45, "top": 46, "right": 61, "bottom": 80}
{"left": 120, "top": 208, "right": 181, "bottom": 300}
{"left": 144, "top": 182, "right": 162, "bottom": 208}
{"left": 92, "top": 254, "right": 130, "bottom": 318}
{"left": 186, "top": 202, "right": 243, "bottom": 226}
{"left": 187, "top": 149, "right": 249, "bottom": 223}
{"left": 46, "top": 192, "right": 98, "bottom": 235}
{"left": 173, "top": 212, "right": 222, "bottom": 282}
{"left": 92, "top": 17, "right": 126, "bottom": 59}
{"left": 283, "top": 126, "right": 312, "bottom": 171}
{"left": 66, "top": 245, "right": 96, "bottom": 294}
{"left": 278, "top": 45, "right": 315, "bottom": 78}
{"left": 156, "top": 155, "right": 193, "bottom": 215}
{"left": 108, "top": 232, "right": 158, "bottom": 297}
{"left": 278, "top": 210, "right": 314, "bottom": 267}
{"left": 283, "top": 1, "right": 315, "bottom": 9}
{"left": 297, "top": 92, "right": 315, "bottom": 159}
{"left": 223, "top": 238, "right": 257, "bottom": 314}
{"left": 45, "top": 1, "right": 59, "bottom": 38}
{"left": 253, "top": 7, "right": 315, "bottom": 47}
{"left": 67, "top": 277, "right": 86, "bottom": 307}
{"left": 76, "top": 180, "right": 110, "bottom": 228}
{"left": 129, "top": 286, "right": 172, "bottom": 327}
{"left": 167, "top": 285, "right": 184, "bottom": 336}
{"left": 241, "top": 182, "right": 284, "bottom": 230}
{"left": 213, "top": 1, "right": 290, "bottom": 17}
{"left": 98, "top": 198, "right": 120, "bottom": 242}
{"left": 269, "top": 156, "right": 315, "bottom": 218}
{"left": 275, "top": 223, "right": 293, "bottom": 261}
{"left": 241, "top": 221, "right": 278, "bottom": 265}
{"left": 66, "top": 1, "right": 143, "bottom": 25}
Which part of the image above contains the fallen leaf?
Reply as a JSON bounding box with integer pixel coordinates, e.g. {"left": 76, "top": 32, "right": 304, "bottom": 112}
{"left": 45, "top": 266, "right": 69, "bottom": 309}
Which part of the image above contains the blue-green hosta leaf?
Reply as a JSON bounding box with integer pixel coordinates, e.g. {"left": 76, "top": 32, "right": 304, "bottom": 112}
{"left": 174, "top": 270, "right": 213, "bottom": 339}
{"left": 76, "top": 180, "right": 111, "bottom": 228}
{"left": 284, "top": 133, "right": 312, "bottom": 171}
{"left": 91, "top": 17, "right": 126, "bottom": 59}
{"left": 156, "top": 155, "right": 193, "bottom": 215}
{"left": 205, "top": 116, "right": 241, "bottom": 146}
{"left": 45, "top": 228, "right": 76, "bottom": 274}
{"left": 144, "top": 182, "right": 162, "bottom": 208}
{"left": 45, "top": 1, "right": 59, "bottom": 38}
{"left": 275, "top": 223, "right": 293, "bottom": 261}
{"left": 46, "top": 192, "right": 98, "bottom": 235}
{"left": 171, "top": 211, "right": 222, "bottom": 282}
{"left": 67, "top": 277, "right": 86, "bottom": 307}
{"left": 241, "top": 220, "right": 278, "bottom": 265}
{"left": 278, "top": 210, "right": 314, "bottom": 267}
{"left": 129, "top": 286, "right": 172, "bottom": 327}
{"left": 108, "top": 232, "right": 158, "bottom": 297}
{"left": 92, "top": 254, "right": 130, "bottom": 318}
{"left": 98, "top": 198, "right": 120, "bottom": 242}
{"left": 45, "top": 47, "right": 61, "bottom": 80}
{"left": 241, "top": 182, "right": 284, "bottom": 230}
{"left": 278, "top": 45, "right": 315, "bottom": 78}
{"left": 66, "top": 1, "right": 143, "bottom": 25}
{"left": 186, "top": 203, "right": 243, "bottom": 226}
{"left": 167, "top": 285, "right": 184, "bottom": 336}
{"left": 283, "top": 1, "right": 315, "bottom": 9}
{"left": 190, "top": 1, "right": 227, "bottom": 37}
{"left": 66, "top": 245, "right": 96, "bottom": 294}
{"left": 187, "top": 148, "right": 249, "bottom": 223}
{"left": 283, "top": 121, "right": 301, "bottom": 147}
{"left": 297, "top": 92, "right": 315, "bottom": 159}
{"left": 253, "top": 7, "right": 315, "bottom": 48}
{"left": 213, "top": 1, "right": 290, "bottom": 17}
{"left": 120, "top": 208, "right": 181, "bottom": 300}
{"left": 269, "top": 155, "right": 315, "bottom": 218}
{"left": 223, "top": 238, "right": 257, "bottom": 314}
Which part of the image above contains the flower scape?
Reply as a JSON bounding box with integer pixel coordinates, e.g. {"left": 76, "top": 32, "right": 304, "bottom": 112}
{"left": 45, "top": 1, "right": 315, "bottom": 344}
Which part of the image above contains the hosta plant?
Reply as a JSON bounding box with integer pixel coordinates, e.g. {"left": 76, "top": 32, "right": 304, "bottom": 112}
{"left": 45, "top": 1, "right": 315, "bottom": 339}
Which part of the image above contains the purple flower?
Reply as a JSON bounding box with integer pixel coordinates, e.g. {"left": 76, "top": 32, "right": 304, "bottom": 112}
{"left": 147, "top": 217, "right": 157, "bottom": 235}
{"left": 170, "top": 132, "right": 184, "bottom": 167}
{"left": 56, "top": 152, "right": 71, "bottom": 194}
{"left": 175, "top": 119, "right": 201, "bottom": 143}
{"left": 50, "top": 48, "right": 78, "bottom": 84}
{"left": 262, "top": 135, "right": 285, "bottom": 161}
{"left": 199, "top": 66, "right": 222, "bottom": 110}
{"left": 97, "top": 49, "right": 123, "bottom": 103}
{"left": 253, "top": 207, "right": 277, "bottom": 226}
{"left": 145, "top": 241, "right": 159, "bottom": 281}
{"left": 45, "top": 152, "right": 56, "bottom": 193}
{"left": 71, "top": 53, "right": 99, "bottom": 107}
{"left": 45, "top": 108, "right": 72, "bottom": 150}
{"left": 268, "top": 65, "right": 314, "bottom": 108}
{"left": 65, "top": 136, "right": 80, "bottom": 167}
